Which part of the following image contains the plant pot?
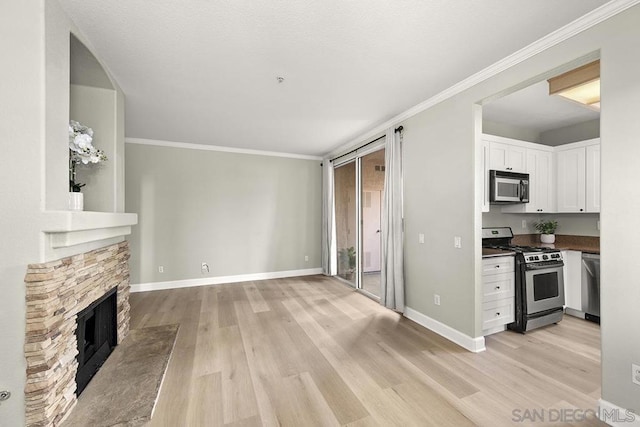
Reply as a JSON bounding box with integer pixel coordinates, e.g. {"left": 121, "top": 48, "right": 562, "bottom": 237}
{"left": 68, "top": 192, "right": 84, "bottom": 211}
{"left": 540, "top": 234, "right": 555, "bottom": 244}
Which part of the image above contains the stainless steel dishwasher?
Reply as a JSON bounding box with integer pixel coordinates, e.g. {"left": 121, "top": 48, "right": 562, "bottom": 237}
{"left": 581, "top": 253, "right": 600, "bottom": 323}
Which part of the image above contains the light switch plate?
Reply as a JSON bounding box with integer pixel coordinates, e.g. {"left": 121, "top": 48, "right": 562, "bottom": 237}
{"left": 419, "top": 233, "right": 425, "bottom": 244}
{"left": 633, "top": 363, "right": 640, "bottom": 386}
{"left": 454, "top": 236, "right": 462, "bottom": 248}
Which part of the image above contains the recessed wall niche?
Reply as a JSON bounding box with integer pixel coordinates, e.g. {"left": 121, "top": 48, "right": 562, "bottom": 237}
{"left": 69, "top": 34, "right": 118, "bottom": 213}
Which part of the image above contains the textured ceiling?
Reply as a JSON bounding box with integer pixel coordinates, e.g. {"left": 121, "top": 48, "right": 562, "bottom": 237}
{"left": 58, "top": 0, "right": 609, "bottom": 156}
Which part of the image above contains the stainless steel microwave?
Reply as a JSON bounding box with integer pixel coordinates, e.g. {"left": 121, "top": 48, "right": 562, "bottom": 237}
{"left": 490, "top": 170, "right": 529, "bottom": 204}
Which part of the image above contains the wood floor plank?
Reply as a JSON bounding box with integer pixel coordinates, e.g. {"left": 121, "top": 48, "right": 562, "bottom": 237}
{"left": 128, "top": 275, "right": 603, "bottom": 427}
{"left": 243, "top": 282, "right": 271, "bottom": 313}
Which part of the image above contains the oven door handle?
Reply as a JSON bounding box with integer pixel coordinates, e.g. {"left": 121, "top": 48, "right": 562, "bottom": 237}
{"left": 525, "top": 262, "right": 564, "bottom": 271}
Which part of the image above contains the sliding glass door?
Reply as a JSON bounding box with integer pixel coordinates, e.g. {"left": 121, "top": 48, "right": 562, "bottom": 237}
{"left": 334, "top": 161, "right": 357, "bottom": 285}
{"left": 360, "top": 149, "right": 385, "bottom": 297}
{"left": 333, "top": 147, "right": 385, "bottom": 298}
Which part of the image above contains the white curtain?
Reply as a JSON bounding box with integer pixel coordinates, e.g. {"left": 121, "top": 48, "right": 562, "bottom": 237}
{"left": 321, "top": 160, "right": 337, "bottom": 276}
{"left": 380, "top": 127, "right": 405, "bottom": 312}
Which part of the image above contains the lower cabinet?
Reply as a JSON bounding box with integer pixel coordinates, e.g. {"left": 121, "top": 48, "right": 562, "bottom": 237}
{"left": 482, "top": 255, "right": 515, "bottom": 335}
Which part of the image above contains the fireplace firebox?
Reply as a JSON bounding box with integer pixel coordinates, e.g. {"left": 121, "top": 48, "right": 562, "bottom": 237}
{"left": 75, "top": 287, "right": 118, "bottom": 395}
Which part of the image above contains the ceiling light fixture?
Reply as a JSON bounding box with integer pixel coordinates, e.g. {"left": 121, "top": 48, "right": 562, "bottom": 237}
{"left": 548, "top": 60, "right": 600, "bottom": 110}
{"left": 276, "top": 76, "right": 284, "bottom": 83}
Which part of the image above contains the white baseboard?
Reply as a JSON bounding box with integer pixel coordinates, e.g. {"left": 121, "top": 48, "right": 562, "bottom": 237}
{"left": 598, "top": 399, "right": 640, "bottom": 426}
{"left": 404, "top": 307, "right": 486, "bottom": 353}
{"left": 130, "top": 268, "right": 323, "bottom": 293}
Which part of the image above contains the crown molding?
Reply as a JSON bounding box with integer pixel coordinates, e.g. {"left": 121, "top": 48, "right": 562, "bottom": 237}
{"left": 325, "top": 0, "right": 640, "bottom": 159}
{"left": 126, "top": 137, "right": 323, "bottom": 161}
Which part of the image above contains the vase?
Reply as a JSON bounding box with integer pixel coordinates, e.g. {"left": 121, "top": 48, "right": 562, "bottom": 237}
{"left": 68, "top": 192, "right": 84, "bottom": 211}
{"left": 540, "top": 234, "right": 555, "bottom": 244}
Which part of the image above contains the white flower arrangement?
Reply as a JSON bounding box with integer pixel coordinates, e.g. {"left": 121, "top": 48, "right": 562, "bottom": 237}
{"left": 69, "top": 120, "right": 106, "bottom": 164}
{"left": 68, "top": 120, "right": 107, "bottom": 192}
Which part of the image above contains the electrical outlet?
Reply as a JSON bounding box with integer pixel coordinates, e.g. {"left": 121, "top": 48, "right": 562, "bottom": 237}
{"left": 454, "top": 236, "right": 462, "bottom": 248}
{"left": 158, "top": 266, "right": 164, "bottom": 273}
{"left": 304, "top": 255, "right": 309, "bottom": 262}
{"left": 201, "top": 262, "right": 209, "bottom": 274}
{"left": 418, "top": 233, "right": 425, "bottom": 244}
{"left": 434, "top": 294, "right": 441, "bottom": 306}
{"left": 633, "top": 363, "right": 640, "bottom": 386}
{"left": 522, "top": 220, "right": 527, "bottom": 229}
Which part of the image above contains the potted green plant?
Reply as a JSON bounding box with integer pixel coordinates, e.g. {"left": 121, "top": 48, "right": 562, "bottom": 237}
{"left": 338, "top": 246, "right": 356, "bottom": 280}
{"left": 534, "top": 219, "right": 558, "bottom": 244}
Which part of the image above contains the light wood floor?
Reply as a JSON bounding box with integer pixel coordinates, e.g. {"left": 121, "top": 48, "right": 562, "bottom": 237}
{"left": 129, "top": 275, "right": 604, "bottom": 426}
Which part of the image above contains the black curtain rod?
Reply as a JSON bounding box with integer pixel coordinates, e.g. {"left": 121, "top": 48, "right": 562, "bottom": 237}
{"left": 329, "top": 126, "right": 403, "bottom": 163}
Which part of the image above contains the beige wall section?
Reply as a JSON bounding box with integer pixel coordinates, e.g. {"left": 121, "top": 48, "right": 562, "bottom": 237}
{"left": 125, "top": 143, "right": 322, "bottom": 284}
{"left": 402, "top": 98, "right": 477, "bottom": 337}
{"left": 0, "top": 2, "right": 44, "bottom": 425}
{"left": 400, "top": 3, "right": 640, "bottom": 414}
{"left": 482, "top": 120, "right": 541, "bottom": 143}
{"left": 598, "top": 7, "right": 640, "bottom": 414}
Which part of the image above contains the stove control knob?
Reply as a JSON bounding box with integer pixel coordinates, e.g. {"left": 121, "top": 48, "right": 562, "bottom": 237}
{"left": 542, "top": 255, "right": 548, "bottom": 260}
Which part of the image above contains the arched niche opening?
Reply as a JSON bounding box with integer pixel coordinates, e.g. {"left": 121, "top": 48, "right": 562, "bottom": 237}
{"left": 69, "top": 33, "right": 119, "bottom": 212}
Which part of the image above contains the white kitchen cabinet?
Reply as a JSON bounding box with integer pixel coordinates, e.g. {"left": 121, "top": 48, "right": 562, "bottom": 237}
{"left": 482, "top": 255, "right": 515, "bottom": 335}
{"left": 557, "top": 146, "right": 586, "bottom": 212}
{"left": 556, "top": 138, "right": 600, "bottom": 213}
{"left": 586, "top": 144, "right": 601, "bottom": 213}
{"left": 502, "top": 147, "right": 554, "bottom": 213}
{"left": 563, "top": 250, "right": 584, "bottom": 317}
{"left": 489, "top": 141, "right": 526, "bottom": 173}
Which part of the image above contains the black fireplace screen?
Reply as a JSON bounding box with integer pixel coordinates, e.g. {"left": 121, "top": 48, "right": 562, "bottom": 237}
{"left": 75, "top": 287, "right": 118, "bottom": 395}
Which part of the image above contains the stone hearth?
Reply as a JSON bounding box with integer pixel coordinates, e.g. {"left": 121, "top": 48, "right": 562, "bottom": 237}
{"left": 23, "top": 241, "right": 131, "bottom": 427}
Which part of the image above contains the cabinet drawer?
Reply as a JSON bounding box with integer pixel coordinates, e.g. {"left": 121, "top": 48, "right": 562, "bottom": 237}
{"left": 482, "top": 272, "right": 515, "bottom": 302}
{"left": 482, "top": 298, "right": 515, "bottom": 331}
{"left": 482, "top": 256, "right": 515, "bottom": 275}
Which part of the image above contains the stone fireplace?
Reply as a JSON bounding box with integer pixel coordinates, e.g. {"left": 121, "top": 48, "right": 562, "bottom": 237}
{"left": 23, "top": 241, "right": 131, "bottom": 427}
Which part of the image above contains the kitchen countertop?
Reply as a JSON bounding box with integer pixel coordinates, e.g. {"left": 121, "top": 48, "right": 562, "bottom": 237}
{"left": 512, "top": 234, "right": 600, "bottom": 254}
{"left": 482, "top": 234, "right": 600, "bottom": 258}
{"left": 482, "top": 248, "right": 516, "bottom": 258}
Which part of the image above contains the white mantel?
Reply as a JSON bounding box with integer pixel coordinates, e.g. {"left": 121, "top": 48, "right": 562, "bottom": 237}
{"left": 42, "top": 210, "right": 138, "bottom": 251}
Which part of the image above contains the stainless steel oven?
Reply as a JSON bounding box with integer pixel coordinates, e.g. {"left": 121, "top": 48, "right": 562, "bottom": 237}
{"left": 482, "top": 227, "right": 565, "bottom": 333}
{"left": 512, "top": 251, "right": 565, "bottom": 332}
{"left": 524, "top": 263, "right": 565, "bottom": 315}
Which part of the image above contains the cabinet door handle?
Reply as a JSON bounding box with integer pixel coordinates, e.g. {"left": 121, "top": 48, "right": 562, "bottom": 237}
{"left": 495, "top": 286, "right": 501, "bottom": 290}
{"left": 495, "top": 265, "right": 500, "bottom": 269}
{"left": 496, "top": 312, "right": 501, "bottom": 316}
{"left": 506, "top": 167, "right": 512, "bottom": 171}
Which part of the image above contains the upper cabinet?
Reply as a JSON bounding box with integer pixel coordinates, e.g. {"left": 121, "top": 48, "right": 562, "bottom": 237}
{"left": 526, "top": 148, "right": 555, "bottom": 213}
{"left": 489, "top": 141, "right": 526, "bottom": 173}
{"left": 585, "top": 144, "right": 601, "bottom": 213}
{"left": 480, "top": 134, "right": 599, "bottom": 214}
{"left": 556, "top": 139, "right": 600, "bottom": 213}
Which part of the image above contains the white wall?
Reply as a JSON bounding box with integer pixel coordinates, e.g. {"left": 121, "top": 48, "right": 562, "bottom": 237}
{"left": 125, "top": 143, "right": 322, "bottom": 285}
{"left": 0, "top": 2, "right": 44, "bottom": 424}
{"left": 599, "top": 9, "right": 640, "bottom": 413}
